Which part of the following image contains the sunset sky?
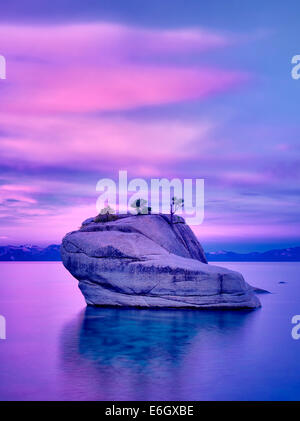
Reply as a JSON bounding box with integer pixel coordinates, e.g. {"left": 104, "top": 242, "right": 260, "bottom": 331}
{"left": 0, "top": 1, "right": 299, "bottom": 252}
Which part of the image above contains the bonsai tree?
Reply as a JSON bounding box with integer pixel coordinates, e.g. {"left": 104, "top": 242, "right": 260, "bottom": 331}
{"left": 130, "top": 198, "right": 149, "bottom": 215}
{"left": 170, "top": 196, "right": 184, "bottom": 225}
{"left": 94, "top": 204, "right": 116, "bottom": 222}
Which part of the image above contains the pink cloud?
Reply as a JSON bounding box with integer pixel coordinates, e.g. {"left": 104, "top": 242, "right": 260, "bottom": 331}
{"left": 1, "top": 184, "right": 39, "bottom": 193}
{"left": 192, "top": 222, "right": 300, "bottom": 240}
{"left": 0, "top": 191, "right": 37, "bottom": 205}
{"left": 3, "top": 65, "right": 246, "bottom": 113}
{"left": 0, "top": 23, "right": 232, "bottom": 59}
{"left": 221, "top": 171, "right": 273, "bottom": 185}
{"left": 0, "top": 22, "right": 263, "bottom": 245}
{"left": 0, "top": 203, "right": 97, "bottom": 245}
{"left": 0, "top": 113, "right": 215, "bottom": 169}
{"left": 0, "top": 23, "right": 248, "bottom": 113}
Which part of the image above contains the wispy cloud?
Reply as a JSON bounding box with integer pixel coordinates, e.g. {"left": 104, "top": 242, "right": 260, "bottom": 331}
{"left": 0, "top": 23, "right": 247, "bottom": 113}
{"left": 1, "top": 20, "right": 297, "bottom": 247}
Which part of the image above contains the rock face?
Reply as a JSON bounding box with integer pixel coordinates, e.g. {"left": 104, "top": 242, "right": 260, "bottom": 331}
{"left": 61, "top": 214, "right": 260, "bottom": 309}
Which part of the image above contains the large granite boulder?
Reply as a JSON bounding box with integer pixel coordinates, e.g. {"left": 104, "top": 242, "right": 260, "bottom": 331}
{"left": 61, "top": 214, "right": 260, "bottom": 309}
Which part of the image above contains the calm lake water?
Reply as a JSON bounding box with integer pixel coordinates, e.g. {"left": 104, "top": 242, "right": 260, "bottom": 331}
{"left": 0, "top": 261, "right": 300, "bottom": 401}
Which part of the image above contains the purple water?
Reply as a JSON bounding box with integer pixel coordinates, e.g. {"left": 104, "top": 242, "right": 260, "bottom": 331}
{"left": 0, "top": 261, "right": 300, "bottom": 400}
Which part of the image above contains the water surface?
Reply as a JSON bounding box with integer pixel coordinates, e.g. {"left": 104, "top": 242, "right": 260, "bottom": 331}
{"left": 0, "top": 262, "right": 299, "bottom": 400}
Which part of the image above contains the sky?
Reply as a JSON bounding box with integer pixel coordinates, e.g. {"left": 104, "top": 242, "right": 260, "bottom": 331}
{"left": 0, "top": 1, "right": 299, "bottom": 252}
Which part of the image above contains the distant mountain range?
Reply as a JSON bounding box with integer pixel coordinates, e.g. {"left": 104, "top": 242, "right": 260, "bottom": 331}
{"left": 0, "top": 245, "right": 61, "bottom": 261}
{"left": 0, "top": 244, "right": 299, "bottom": 262}
{"left": 206, "top": 247, "right": 300, "bottom": 262}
